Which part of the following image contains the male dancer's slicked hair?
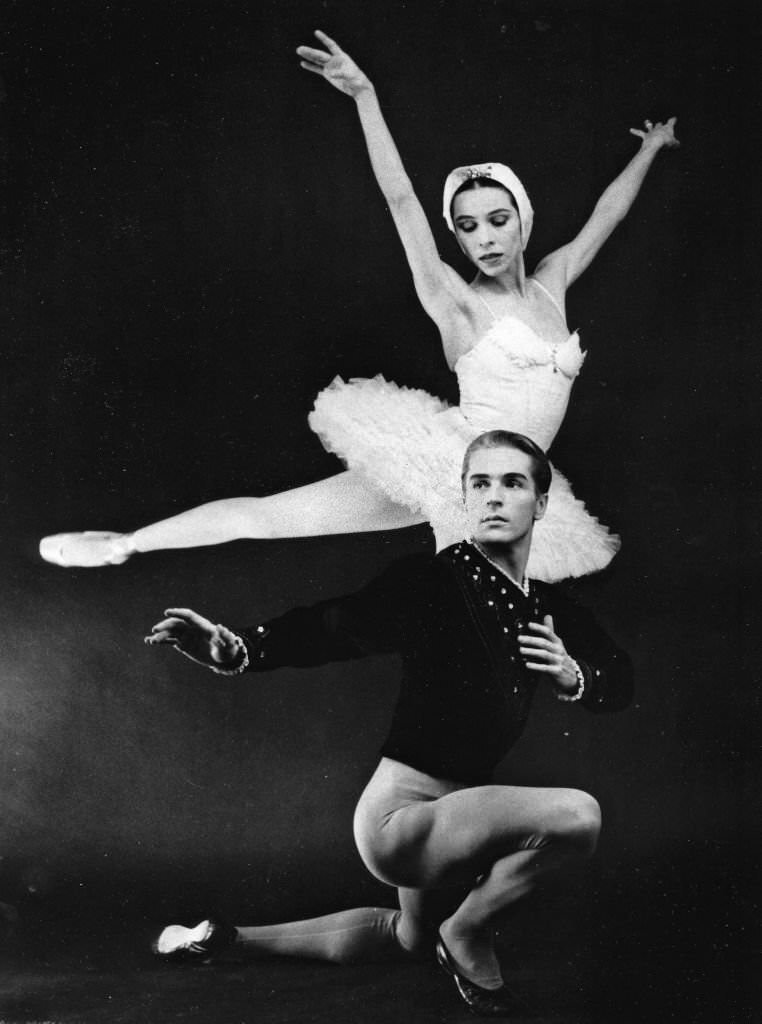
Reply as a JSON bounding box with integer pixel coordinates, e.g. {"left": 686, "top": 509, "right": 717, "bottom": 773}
{"left": 461, "top": 430, "right": 552, "bottom": 496}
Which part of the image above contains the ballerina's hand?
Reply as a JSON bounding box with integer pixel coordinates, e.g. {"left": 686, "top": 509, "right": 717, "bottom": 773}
{"left": 518, "top": 614, "right": 580, "bottom": 693}
{"left": 145, "top": 607, "right": 243, "bottom": 670}
{"left": 629, "top": 116, "right": 680, "bottom": 150}
{"left": 296, "top": 30, "right": 372, "bottom": 98}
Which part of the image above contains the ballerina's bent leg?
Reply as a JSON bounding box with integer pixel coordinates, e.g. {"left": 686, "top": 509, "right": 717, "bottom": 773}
{"left": 39, "top": 470, "right": 426, "bottom": 567}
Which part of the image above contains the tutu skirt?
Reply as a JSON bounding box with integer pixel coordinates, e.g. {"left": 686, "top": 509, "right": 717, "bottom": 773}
{"left": 309, "top": 375, "right": 620, "bottom": 582}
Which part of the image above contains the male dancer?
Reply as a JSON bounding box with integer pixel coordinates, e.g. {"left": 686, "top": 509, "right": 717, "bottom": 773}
{"left": 147, "top": 430, "right": 632, "bottom": 1016}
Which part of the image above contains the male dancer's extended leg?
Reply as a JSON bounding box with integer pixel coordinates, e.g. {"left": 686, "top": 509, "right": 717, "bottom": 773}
{"left": 40, "top": 470, "right": 425, "bottom": 567}
{"left": 233, "top": 888, "right": 443, "bottom": 963}
{"left": 157, "top": 888, "right": 457, "bottom": 964}
{"left": 235, "top": 907, "right": 409, "bottom": 963}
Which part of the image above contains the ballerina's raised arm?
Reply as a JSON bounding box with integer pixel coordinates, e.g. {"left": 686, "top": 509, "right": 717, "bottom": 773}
{"left": 298, "top": 30, "right": 480, "bottom": 368}
{"left": 532, "top": 116, "right": 678, "bottom": 301}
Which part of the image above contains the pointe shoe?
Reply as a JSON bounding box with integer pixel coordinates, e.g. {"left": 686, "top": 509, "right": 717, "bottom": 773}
{"left": 151, "top": 918, "right": 238, "bottom": 962}
{"left": 435, "top": 937, "right": 528, "bottom": 1017}
{"left": 39, "top": 531, "right": 133, "bottom": 568}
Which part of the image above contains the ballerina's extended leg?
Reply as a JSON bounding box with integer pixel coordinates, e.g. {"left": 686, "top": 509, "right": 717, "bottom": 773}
{"left": 39, "top": 470, "right": 425, "bottom": 567}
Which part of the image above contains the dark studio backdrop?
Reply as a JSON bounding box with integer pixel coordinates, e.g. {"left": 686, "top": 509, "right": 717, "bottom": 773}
{"left": 0, "top": 0, "right": 757, "bottom": 1017}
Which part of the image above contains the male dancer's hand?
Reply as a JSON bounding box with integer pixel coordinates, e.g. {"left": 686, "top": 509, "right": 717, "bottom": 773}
{"left": 146, "top": 608, "right": 244, "bottom": 670}
{"left": 518, "top": 615, "right": 580, "bottom": 693}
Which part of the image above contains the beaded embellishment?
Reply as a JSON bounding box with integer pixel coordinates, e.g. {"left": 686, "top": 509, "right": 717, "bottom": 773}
{"left": 461, "top": 164, "right": 494, "bottom": 180}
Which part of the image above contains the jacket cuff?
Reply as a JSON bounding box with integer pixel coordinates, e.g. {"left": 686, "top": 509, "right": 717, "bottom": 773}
{"left": 209, "top": 630, "right": 251, "bottom": 676}
{"left": 555, "top": 658, "right": 586, "bottom": 702}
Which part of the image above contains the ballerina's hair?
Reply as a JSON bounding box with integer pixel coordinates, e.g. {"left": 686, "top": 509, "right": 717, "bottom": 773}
{"left": 461, "top": 431, "right": 552, "bottom": 496}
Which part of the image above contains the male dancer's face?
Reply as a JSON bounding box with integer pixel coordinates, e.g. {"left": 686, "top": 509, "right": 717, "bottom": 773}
{"left": 464, "top": 446, "right": 547, "bottom": 549}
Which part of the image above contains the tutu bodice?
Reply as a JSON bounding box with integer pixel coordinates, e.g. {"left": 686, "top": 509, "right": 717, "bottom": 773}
{"left": 455, "top": 316, "right": 585, "bottom": 448}
{"left": 308, "top": 290, "right": 618, "bottom": 582}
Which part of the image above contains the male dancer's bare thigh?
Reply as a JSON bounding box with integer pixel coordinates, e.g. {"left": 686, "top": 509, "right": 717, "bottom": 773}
{"left": 354, "top": 758, "right": 579, "bottom": 890}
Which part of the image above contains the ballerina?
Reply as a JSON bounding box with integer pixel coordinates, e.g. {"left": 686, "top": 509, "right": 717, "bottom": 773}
{"left": 40, "top": 30, "right": 678, "bottom": 580}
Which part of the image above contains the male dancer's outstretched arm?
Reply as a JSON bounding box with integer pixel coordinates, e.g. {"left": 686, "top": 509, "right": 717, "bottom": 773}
{"left": 146, "top": 556, "right": 632, "bottom": 711}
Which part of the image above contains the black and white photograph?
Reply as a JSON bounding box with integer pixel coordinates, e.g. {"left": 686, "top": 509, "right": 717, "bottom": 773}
{"left": 0, "top": 1, "right": 756, "bottom": 1021}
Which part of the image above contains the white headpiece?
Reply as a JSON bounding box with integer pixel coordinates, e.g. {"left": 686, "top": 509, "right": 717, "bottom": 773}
{"left": 442, "top": 162, "right": 534, "bottom": 250}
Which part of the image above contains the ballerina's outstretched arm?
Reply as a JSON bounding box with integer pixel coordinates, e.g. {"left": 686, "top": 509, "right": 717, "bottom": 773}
{"left": 534, "top": 117, "right": 679, "bottom": 302}
{"left": 297, "top": 31, "right": 476, "bottom": 367}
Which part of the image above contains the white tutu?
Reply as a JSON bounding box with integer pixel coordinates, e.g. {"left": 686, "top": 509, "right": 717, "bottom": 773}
{"left": 309, "top": 375, "right": 620, "bottom": 583}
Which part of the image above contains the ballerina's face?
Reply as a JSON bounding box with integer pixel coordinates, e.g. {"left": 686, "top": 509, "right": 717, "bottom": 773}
{"left": 464, "top": 446, "right": 547, "bottom": 548}
{"left": 451, "top": 186, "right": 522, "bottom": 275}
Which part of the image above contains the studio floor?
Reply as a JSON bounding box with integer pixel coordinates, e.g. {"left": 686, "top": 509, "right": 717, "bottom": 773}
{"left": 0, "top": 924, "right": 755, "bottom": 1024}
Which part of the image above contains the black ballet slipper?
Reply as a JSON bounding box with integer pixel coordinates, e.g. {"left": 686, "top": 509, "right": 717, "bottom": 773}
{"left": 151, "top": 918, "right": 238, "bottom": 963}
{"left": 435, "top": 936, "right": 531, "bottom": 1017}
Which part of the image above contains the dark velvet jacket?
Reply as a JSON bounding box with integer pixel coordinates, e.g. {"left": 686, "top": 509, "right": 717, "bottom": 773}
{"left": 236, "top": 542, "right": 633, "bottom": 785}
